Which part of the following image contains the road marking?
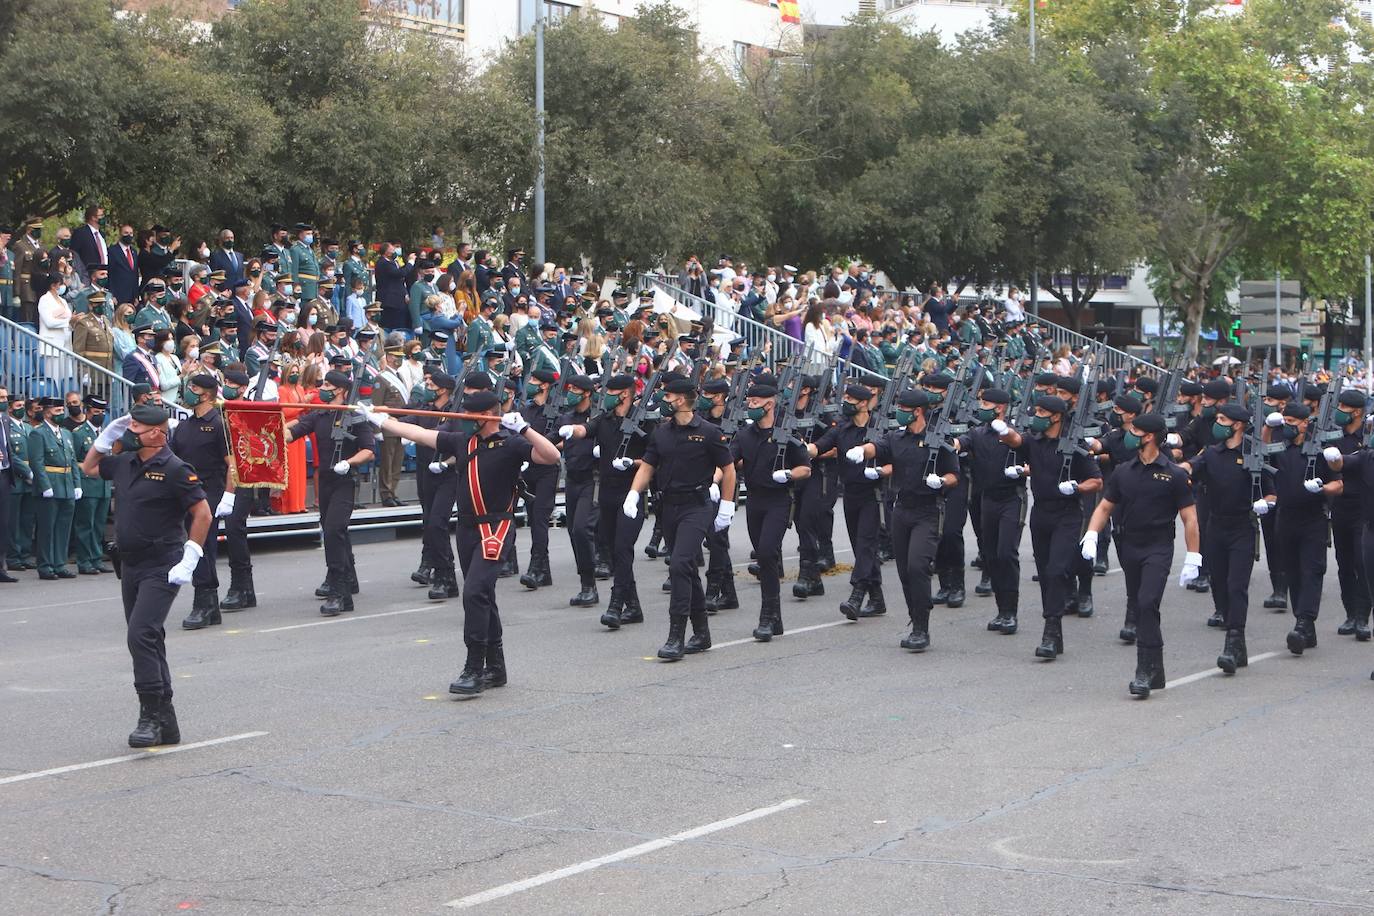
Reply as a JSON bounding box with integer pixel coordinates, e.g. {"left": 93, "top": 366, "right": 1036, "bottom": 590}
{"left": 256, "top": 606, "right": 441, "bottom": 633}
{"left": 711, "top": 620, "right": 850, "bottom": 649}
{"left": 731, "top": 548, "right": 852, "bottom": 570}
{"left": 0, "top": 595, "right": 119, "bottom": 615}
{"left": 444, "top": 798, "right": 809, "bottom": 909}
{"left": 1166, "top": 651, "right": 1281, "bottom": 689}
{"left": 0, "top": 732, "right": 269, "bottom": 788}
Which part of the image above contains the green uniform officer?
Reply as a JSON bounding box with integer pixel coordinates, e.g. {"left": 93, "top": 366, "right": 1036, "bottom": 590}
{"left": 466, "top": 297, "right": 497, "bottom": 356}
{"left": 513, "top": 319, "right": 542, "bottom": 364}
{"left": 0, "top": 225, "right": 14, "bottom": 319}
{"left": 287, "top": 222, "right": 319, "bottom": 301}
{"left": 409, "top": 259, "right": 439, "bottom": 333}
{"left": 133, "top": 278, "right": 173, "bottom": 331}
{"left": 6, "top": 400, "right": 35, "bottom": 569}
{"left": 28, "top": 397, "right": 80, "bottom": 579}
{"left": 71, "top": 395, "right": 113, "bottom": 574}
{"left": 341, "top": 243, "right": 372, "bottom": 301}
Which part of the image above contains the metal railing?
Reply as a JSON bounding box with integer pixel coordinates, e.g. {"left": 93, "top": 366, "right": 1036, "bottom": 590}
{"left": 0, "top": 316, "right": 135, "bottom": 414}
{"left": 1029, "top": 317, "right": 1163, "bottom": 378}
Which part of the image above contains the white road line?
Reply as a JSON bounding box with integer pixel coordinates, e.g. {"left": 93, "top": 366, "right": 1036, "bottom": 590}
{"left": 712, "top": 620, "right": 851, "bottom": 649}
{"left": 0, "top": 731, "right": 269, "bottom": 787}
{"left": 1166, "top": 651, "right": 1281, "bottom": 689}
{"left": 732, "top": 548, "right": 853, "bottom": 570}
{"left": 256, "top": 606, "right": 441, "bottom": 633}
{"left": 444, "top": 798, "right": 809, "bottom": 909}
{"left": 0, "top": 595, "right": 120, "bottom": 615}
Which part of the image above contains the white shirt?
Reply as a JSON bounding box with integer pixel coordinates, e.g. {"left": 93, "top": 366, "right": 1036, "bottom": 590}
{"left": 1003, "top": 295, "right": 1026, "bottom": 322}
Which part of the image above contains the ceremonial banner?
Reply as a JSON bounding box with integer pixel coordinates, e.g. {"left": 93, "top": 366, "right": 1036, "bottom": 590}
{"left": 778, "top": 0, "right": 800, "bottom": 24}
{"left": 225, "top": 402, "right": 289, "bottom": 490}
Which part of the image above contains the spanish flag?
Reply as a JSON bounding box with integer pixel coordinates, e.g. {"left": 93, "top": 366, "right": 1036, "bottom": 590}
{"left": 779, "top": 0, "right": 800, "bottom": 25}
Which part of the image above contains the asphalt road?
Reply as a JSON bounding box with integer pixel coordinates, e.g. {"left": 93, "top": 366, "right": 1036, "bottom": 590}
{"left": 1, "top": 515, "right": 1371, "bottom": 915}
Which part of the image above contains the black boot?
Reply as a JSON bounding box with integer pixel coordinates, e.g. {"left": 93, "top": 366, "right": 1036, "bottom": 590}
{"left": 429, "top": 568, "right": 457, "bottom": 601}
{"left": 658, "top": 616, "right": 687, "bottom": 660}
{"left": 661, "top": 574, "right": 672, "bottom": 592}
{"left": 1035, "top": 617, "right": 1064, "bottom": 660}
{"left": 685, "top": 610, "right": 712, "bottom": 653}
{"left": 753, "top": 597, "right": 781, "bottom": 642}
{"left": 1129, "top": 645, "right": 1165, "bottom": 698}
{"left": 944, "top": 567, "right": 965, "bottom": 608}
{"left": 1357, "top": 609, "right": 1372, "bottom": 642}
{"left": 593, "top": 559, "right": 611, "bottom": 581}
{"left": 1207, "top": 609, "right": 1226, "bottom": 628}
{"left": 1217, "top": 628, "right": 1248, "bottom": 674}
{"left": 1075, "top": 590, "right": 1093, "bottom": 618}
{"left": 818, "top": 544, "right": 836, "bottom": 572}
{"left": 620, "top": 588, "right": 644, "bottom": 624}
{"left": 128, "top": 693, "right": 165, "bottom": 748}
{"left": 900, "top": 608, "right": 931, "bottom": 651}
{"left": 346, "top": 564, "right": 359, "bottom": 595}
{"left": 793, "top": 564, "right": 815, "bottom": 600}
{"left": 569, "top": 580, "right": 599, "bottom": 607}
{"left": 221, "top": 572, "right": 256, "bottom": 611}
{"left": 498, "top": 551, "right": 519, "bottom": 579}
{"left": 970, "top": 552, "right": 983, "bottom": 570}
{"left": 449, "top": 642, "right": 486, "bottom": 696}
{"left": 975, "top": 569, "right": 993, "bottom": 597}
{"left": 519, "top": 551, "right": 543, "bottom": 590}
{"left": 1338, "top": 615, "right": 1358, "bottom": 636}
{"left": 1287, "top": 616, "right": 1317, "bottom": 655}
{"left": 1191, "top": 572, "right": 1210, "bottom": 594}
{"left": 644, "top": 524, "right": 664, "bottom": 559}
{"left": 182, "top": 588, "right": 221, "bottom": 630}
{"left": 1120, "top": 609, "right": 1137, "bottom": 644}
{"left": 932, "top": 569, "right": 951, "bottom": 606}
{"left": 600, "top": 589, "right": 624, "bottom": 630}
{"left": 988, "top": 592, "right": 1015, "bottom": 634}
{"left": 858, "top": 586, "right": 887, "bottom": 618}
{"left": 481, "top": 643, "right": 507, "bottom": 689}
{"left": 714, "top": 575, "right": 739, "bottom": 611}
{"left": 158, "top": 695, "right": 181, "bottom": 745}
{"left": 315, "top": 577, "right": 333, "bottom": 598}
{"left": 1262, "top": 572, "right": 1287, "bottom": 610}
{"left": 320, "top": 576, "right": 353, "bottom": 617}
{"left": 839, "top": 585, "right": 866, "bottom": 621}
{"left": 411, "top": 564, "right": 432, "bottom": 586}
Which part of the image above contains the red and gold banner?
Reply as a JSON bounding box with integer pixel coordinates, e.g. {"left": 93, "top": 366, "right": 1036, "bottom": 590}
{"left": 779, "top": 0, "right": 800, "bottom": 24}
{"left": 225, "top": 402, "right": 289, "bottom": 490}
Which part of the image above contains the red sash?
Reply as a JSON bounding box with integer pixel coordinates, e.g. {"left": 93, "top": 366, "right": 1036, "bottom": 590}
{"left": 467, "top": 436, "right": 512, "bottom": 561}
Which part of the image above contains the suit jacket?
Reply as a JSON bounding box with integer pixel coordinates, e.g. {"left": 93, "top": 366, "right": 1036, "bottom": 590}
{"left": 231, "top": 295, "right": 254, "bottom": 342}
{"left": 70, "top": 224, "right": 107, "bottom": 273}
{"left": 106, "top": 243, "right": 141, "bottom": 305}
{"left": 121, "top": 347, "right": 158, "bottom": 387}
{"left": 500, "top": 262, "right": 527, "bottom": 291}
{"left": 374, "top": 256, "right": 409, "bottom": 327}
{"left": 209, "top": 248, "right": 246, "bottom": 286}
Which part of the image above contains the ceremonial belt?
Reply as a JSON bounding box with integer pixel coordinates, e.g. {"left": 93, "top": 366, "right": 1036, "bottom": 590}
{"left": 297, "top": 273, "right": 319, "bottom": 280}
{"left": 466, "top": 436, "right": 513, "bottom": 561}
{"left": 0, "top": 278, "right": 10, "bottom": 285}
{"left": 45, "top": 466, "right": 71, "bottom": 473}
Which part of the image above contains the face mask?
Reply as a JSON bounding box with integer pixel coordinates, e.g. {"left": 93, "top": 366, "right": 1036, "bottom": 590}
{"left": 1211, "top": 422, "right": 1234, "bottom": 443}
{"left": 158, "top": 234, "right": 172, "bottom": 246}
{"left": 1108, "top": 411, "right": 1123, "bottom": 429}
{"left": 161, "top": 340, "right": 175, "bottom": 354}
{"left": 413, "top": 387, "right": 438, "bottom": 404}
{"left": 696, "top": 395, "right": 714, "bottom": 412}
{"left": 925, "top": 390, "right": 944, "bottom": 404}
{"left": 49, "top": 410, "right": 66, "bottom": 423}
{"left": 307, "top": 314, "right": 318, "bottom": 326}
{"left": 8, "top": 404, "right": 20, "bottom": 417}
{"left": 249, "top": 269, "right": 262, "bottom": 278}
{"left": 1335, "top": 408, "right": 1354, "bottom": 425}
{"left": 92, "top": 275, "right": 107, "bottom": 288}
{"left": 29, "top": 229, "right": 42, "bottom": 241}
{"left": 1123, "top": 431, "right": 1142, "bottom": 450}
{"left": 455, "top": 419, "right": 478, "bottom": 438}
{"left": 187, "top": 348, "right": 199, "bottom": 360}
{"left": 565, "top": 390, "right": 584, "bottom": 407}
{"left": 119, "top": 430, "right": 142, "bottom": 451}
{"left": 1199, "top": 405, "right": 1217, "bottom": 420}
{"left": 198, "top": 248, "right": 209, "bottom": 260}
{"left": 318, "top": 388, "right": 337, "bottom": 403}
{"left": 182, "top": 384, "right": 202, "bottom": 405}
{"left": 223, "top": 335, "right": 236, "bottom": 346}
{"left": 974, "top": 407, "right": 997, "bottom": 423}
{"left": 222, "top": 387, "right": 240, "bottom": 404}
{"left": 1281, "top": 424, "right": 1299, "bottom": 441}
{"left": 1030, "top": 415, "right": 1052, "bottom": 433}
{"left": 120, "top": 233, "right": 134, "bottom": 245}
{"left": 602, "top": 393, "right": 622, "bottom": 410}
{"left": 746, "top": 406, "right": 767, "bottom": 422}
{"left": 767, "top": 273, "right": 776, "bottom": 283}
{"left": 895, "top": 409, "right": 915, "bottom": 426}
{"left": 138, "top": 336, "right": 154, "bottom": 350}
{"left": 509, "top": 287, "right": 521, "bottom": 296}
{"left": 223, "top": 240, "right": 234, "bottom": 250}
{"left": 841, "top": 402, "right": 860, "bottom": 417}
{"left": 56, "top": 285, "right": 66, "bottom": 296}
{"left": 302, "top": 234, "right": 314, "bottom": 245}
{"left": 90, "top": 412, "right": 104, "bottom": 425}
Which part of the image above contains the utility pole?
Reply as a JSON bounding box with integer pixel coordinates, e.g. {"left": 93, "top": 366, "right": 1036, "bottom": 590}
{"left": 1274, "top": 270, "right": 1282, "bottom": 371}
{"left": 533, "top": 0, "right": 546, "bottom": 265}
{"left": 1365, "top": 253, "right": 1371, "bottom": 394}
{"left": 1028, "top": 0, "right": 1038, "bottom": 319}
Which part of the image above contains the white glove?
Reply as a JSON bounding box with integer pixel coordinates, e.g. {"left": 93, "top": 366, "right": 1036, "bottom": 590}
{"left": 73, "top": 487, "right": 83, "bottom": 500}
{"left": 215, "top": 491, "right": 236, "bottom": 518}
{"left": 167, "top": 540, "right": 203, "bottom": 586}
{"left": 333, "top": 460, "right": 351, "bottom": 475}
{"left": 428, "top": 461, "right": 444, "bottom": 474}
{"left": 358, "top": 403, "right": 386, "bottom": 428}
{"left": 1303, "top": 478, "right": 1323, "bottom": 493}
{"left": 1266, "top": 411, "right": 1284, "bottom": 428}
{"left": 501, "top": 411, "right": 528, "bottom": 434}
{"left": 991, "top": 419, "right": 1009, "bottom": 436}
{"left": 1323, "top": 446, "right": 1342, "bottom": 464}
{"left": 167, "top": 416, "right": 179, "bottom": 431}
{"left": 558, "top": 424, "right": 576, "bottom": 440}
{"left": 1086, "top": 437, "right": 1101, "bottom": 452}
{"left": 709, "top": 483, "right": 721, "bottom": 502}
{"left": 864, "top": 467, "right": 881, "bottom": 480}
{"left": 772, "top": 469, "right": 792, "bottom": 484}
{"left": 1079, "top": 530, "right": 1099, "bottom": 562}
{"left": 714, "top": 499, "right": 735, "bottom": 531}
{"left": 612, "top": 457, "right": 633, "bottom": 471}
{"left": 622, "top": 490, "right": 640, "bottom": 519}
{"left": 1057, "top": 480, "right": 1078, "bottom": 496}
{"left": 1003, "top": 465, "right": 1022, "bottom": 479}
{"left": 93, "top": 415, "right": 131, "bottom": 453}
{"left": 845, "top": 445, "right": 866, "bottom": 464}
{"left": 41, "top": 487, "right": 54, "bottom": 499}
{"left": 1165, "top": 433, "right": 1181, "bottom": 448}
{"left": 1252, "top": 499, "right": 1270, "bottom": 516}
{"left": 1178, "top": 551, "right": 1202, "bottom": 588}
{"left": 592, "top": 444, "right": 601, "bottom": 458}
{"left": 924, "top": 474, "right": 943, "bottom": 490}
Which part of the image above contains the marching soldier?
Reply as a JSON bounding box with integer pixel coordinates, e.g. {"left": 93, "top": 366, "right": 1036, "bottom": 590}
{"left": 220, "top": 369, "right": 261, "bottom": 612}
{"left": 1259, "top": 383, "right": 1293, "bottom": 610}
{"left": 1054, "top": 374, "right": 1095, "bottom": 618}
{"left": 409, "top": 371, "right": 461, "bottom": 600}
{"left": 555, "top": 375, "right": 600, "bottom": 607}
{"left": 1092, "top": 394, "right": 1146, "bottom": 641}
{"left": 361, "top": 392, "right": 561, "bottom": 696}
{"left": 70, "top": 396, "right": 113, "bottom": 575}
{"left": 28, "top": 397, "right": 80, "bottom": 580}
{"left": 812, "top": 383, "right": 885, "bottom": 621}
{"left": 961, "top": 388, "right": 1028, "bottom": 635}
{"left": 697, "top": 376, "right": 738, "bottom": 611}
{"left": 371, "top": 344, "right": 410, "bottom": 509}
{"left": 287, "top": 223, "right": 320, "bottom": 301}
{"left": 517, "top": 368, "right": 562, "bottom": 591}
{"left": 171, "top": 374, "right": 237, "bottom": 629}
{"left": 1326, "top": 390, "right": 1369, "bottom": 639}
{"left": 792, "top": 374, "right": 837, "bottom": 599}
{"left": 622, "top": 376, "right": 736, "bottom": 660}
{"left": 924, "top": 373, "right": 968, "bottom": 609}
{"left": 1080, "top": 412, "right": 1200, "bottom": 698}
{"left": 729, "top": 376, "right": 811, "bottom": 641}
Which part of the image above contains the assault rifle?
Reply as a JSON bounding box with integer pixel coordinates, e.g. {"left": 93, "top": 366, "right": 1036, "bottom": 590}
{"left": 1153, "top": 356, "right": 1186, "bottom": 428}
{"left": 944, "top": 355, "right": 986, "bottom": 438}
{"left": 719, "top": 359, "right": 753, "bottom": 436}
{"left": 615, "top": 340, "right": 677, "bottom": 458}
{"left": 770, "top": 360, "right": 806, "bottom": 470}
{"left": 921, "top": 351, "right": 978, "bottom": 478}
{"left": 865, "top": 349, "right": 919, "bottom": 445}
{"left": 1304, "top": 376, "right": 1344, "bottom": 474}
{"left": 1243, "top": 373, "right": 1283, "bottom": 557}
{"left": 1057, "top": 348, "right": 1099, "bottom": 483}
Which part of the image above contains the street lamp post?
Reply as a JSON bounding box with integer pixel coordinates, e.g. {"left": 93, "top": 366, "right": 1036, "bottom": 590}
{"left": 1028, "top": 0, "right": 1038, "bottom": 318}
{"left": 1364, "top": 253, "right": 1371, "bottom": 394}
{"left": 534, "top": 0, "right": 546, "bottom": 265}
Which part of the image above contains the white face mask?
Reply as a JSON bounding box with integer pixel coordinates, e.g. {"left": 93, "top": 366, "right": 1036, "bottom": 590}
{"left": 767, "top": 273, "right": 776, "bottom": 283}
{"left": 162, "top": 340, "right": 175, "bottom": 354}
{"left": 188, "top": 348, "right": 199, "bottom": 360}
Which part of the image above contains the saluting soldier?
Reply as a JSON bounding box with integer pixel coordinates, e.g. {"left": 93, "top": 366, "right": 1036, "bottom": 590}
{"left": 555, "top": 375, "right": 601, "bottom": 607}
{"left": 287, "top": 223, "right": 320, "bottom": 301}
{"left": 28, "top": 397, "right": 80, "bottom": 580}
{"left": 517, "top": 367, "right": 562, "bottom": 591}
{"left": 72, "top": 290, "right": 116, "bottom": 371}
{"left": 70, "top": 396, "right": 113, "bottom": 575}
{"left": 171, "top": 374, "right": 237, "bottom": 630}
{"left": 409, "top": 259, "right": 439, "bottom": 335}
{"left": 813, "top": 383, "right": 885, "bottom": 621}
{"left": 960, "top": 387, "right": 1028, "bottom": 635}
{"left": 341, "top": 241, "right": 372, "bottom": 301}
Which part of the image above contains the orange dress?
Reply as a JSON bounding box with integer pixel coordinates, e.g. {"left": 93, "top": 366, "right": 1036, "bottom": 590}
{"left": 273, "top": 383, "right": 310, "bottom": 513}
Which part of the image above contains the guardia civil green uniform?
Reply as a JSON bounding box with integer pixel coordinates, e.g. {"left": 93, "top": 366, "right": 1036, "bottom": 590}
{"left": 288, "top": 232, "right": 320, "bottom": 301}
{"left": 513, "top": 321, "right": 542, "bottom": 363}
{"left": 0, "top": 241, "right": 13, "bottom": 318}
{"left": 28, "top": 406, "right": 80, "bottom": 578}
{"left": 466, "top": 313, "right": 494, "bottom": 358}
{"left": 341, "top": 253, "right": 371, "bottom": 301}
{"left": 70, "top": 409, "right": 112, "bottom": 573}
{"left": 133, "top": 299, "right": 173, "bottom": 331}
{"left": 5, "top": 412, "right": 34, "bottom": 568}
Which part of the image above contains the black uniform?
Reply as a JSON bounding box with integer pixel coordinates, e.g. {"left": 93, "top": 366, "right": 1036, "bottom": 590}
{"left": 1337, "top": 449, "right": 1374, "bottom": 634}
{"left": 1271, "top": 441, "right": 1338, "bottom": 624}
{"left": 930, "top": 406, "right": 970, "bottom": 603}
{"left": 1328, "top": 430, "right": 1368, "bottom": 631}
{"left": 697, "top": 406, "right": 735, "bottom": 607}
{"left": 519, "top": 398, "right": 561, "bottom": 581}
{"left": 170, "top": 407, "right": 230, "bottom": 594}
{"left": 731, "top": 422, "right": 810, "bottom": 607}
{"left": 99, "top": 447, "right": 206, "bottom": 697}
{"left": 589, "top": 411, "right": 649, "bottom": 618}
{"left": 558, "top": 406, "right": 598, "bottom": 591}
{"left": 411, "top": 406, "right": 460, "bottom": 588}
{"left": 1103, "top": 453, "right": 1194, "bottom": 649}
{"left": 1190, "top": 441, "right": 1273, "bottom": 633}
{"left": 287, "top": 409, "right": 376, "bottom": 599}
{"left": 964, "top": 424, "right": 1027, "bottom": 625}
{"left": 814, "top": 418, "right": 883, "bottom": 596}
{"left": 793, "top": 407, "right": 838, "bottom": 587}
{"left": 1026, "top": 434, "right": 1101, "bottom": 625}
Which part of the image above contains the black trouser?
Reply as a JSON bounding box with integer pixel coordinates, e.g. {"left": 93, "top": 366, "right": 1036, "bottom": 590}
{"left": 1194, "top": 482, "right": 1210, "bottom": 577}
{"left": 599, "top": 484, "right": 645, "bottom": 597}
{"left": 817, "top": 465, "right": 839, "bottom": 559}
{"left": 1029, "top": 501, "right": 1080, "bottom": 620}
{"left": 934, "top": 477, "right": 968, "bottom": 573}
{"left": 1095, "top": 485, "right": 1113, "bottom": 564}
{"left": 416, "top": 461, "right": 438, "bottom": 567}
{"left": 564, "top": 474, "right": 597, "bottom": 584}
{"left": 745, "top": 493, "right": 791, "bottom": 602}
{"left": 661, "top": 494, "right": 712, "bottom": 620}
{"left": 891, "top": 502, "right": 940, "bottom": 620}
{"left": 1073, "top": 490, "right": 1094, "bottom": 599}
{"left": 318, "top": 472, "right": 356, "bottom": 583}
{"left": 842, "top": 487, "right": 882, "bottom": 589}
{"left": 423, "top": 470, "right": 457, "bottom": 572}
{"left": 1277, "top": 511, "right": 1327, "bottom": 621}
{"left": 1118, "top": 534, "right": 1174, "bottom": 649}
{"left": 793, "top": 476, "right": 820, "bottom": 571}
{"left": 1331, "top": 507, "right": 1368, "bottom": 622}
{"left": 121, "top": 550, "right": 181, "bottom": 696}
{"left": 1205, "top": 514, "right": 1256, "bottom": 631}
{"left": 705, "top": 491, "right": 730, "bottom": 580}
{"left": 0, "top": 469, "right": 10, "bottom": 566}
{"left": 1360, "top": 521, "right": 1374, "bottom": 613}
{"left": 522, "top": 466, "right": 558, "bottom": 558}
{"left": 1260, "top": 507, "right": 1282, "bottom": 589}
{"left": 191, "top": 482, "right": 223, "bottom": 590}
{"left": 979, "top": 489, "right": 1024, "bottom": 598}
{"left": 224, "top": 487, "right": 257, "bottom": 576}
{"left": 455, "top": 524, "right": 509, "bottom": 647}
{"left": 968, "top": 490, "right": 983, "bottom": 558}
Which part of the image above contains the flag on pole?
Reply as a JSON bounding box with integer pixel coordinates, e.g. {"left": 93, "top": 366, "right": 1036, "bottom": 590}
{"left": 779, "top": 0, "right": 800, "bottom": 24}
{"left": 225, "top": 401, "right": 289, "bottom": 490}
